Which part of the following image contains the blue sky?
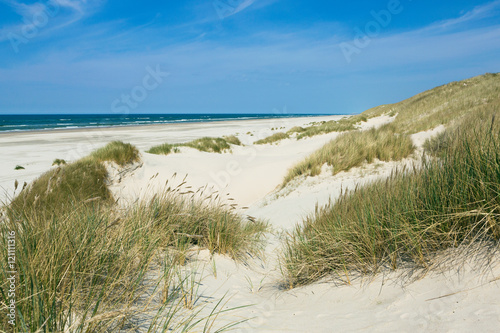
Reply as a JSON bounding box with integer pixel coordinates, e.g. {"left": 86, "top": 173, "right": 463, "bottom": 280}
{"left": 0, "top": 0, "right": 499, "bottom": 115}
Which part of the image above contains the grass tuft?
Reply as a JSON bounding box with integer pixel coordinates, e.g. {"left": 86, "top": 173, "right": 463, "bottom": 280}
{"left": 254, "top": 132, "right": 289, "bottom": 145}
{"left": 148, "top": 136, "right": 241, "bottom": 155}
{"left": 10, "top": 158, "right": 112, "bottom": 217}
{"left": 91, "top": 141, "right": 140, "bottom": 166}
{"left": 182, "top": 137, "right": 231, "bottom": 153}
{"left": 147, "top": 143, "right": 176, "bottom": 155}
{"left": 287, "top": 126, "right": 306, "bottom": 134}
{"left": 127, "top": 191, "right": 268, "bottom": 258}
{"left": 52, "top": 158, "right": 67, "bottom": 166}
{"left": 283, "top": 123, "right": 415, "bottom": 186}
{"left": 223, "top": 135, "right": 242, "bottom": 146}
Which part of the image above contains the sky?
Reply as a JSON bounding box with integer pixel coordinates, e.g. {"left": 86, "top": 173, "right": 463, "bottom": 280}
{"left": 0, "top": 0, "right": 499, "bottom": 115}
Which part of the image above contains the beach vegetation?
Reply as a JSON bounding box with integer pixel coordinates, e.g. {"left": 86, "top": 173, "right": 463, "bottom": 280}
{"left": 283, "top": 123, "right": 415, "bottom": 186}
{"left": 295, "top": 114, "right": 368, "bottom": 140}
{"left": 182, "top": 137, "right": 231, "bottom": 153}
{"left": 10, "top": 158, "right": 112, "bottom": 217}
{"left": 14, "top": 165, "right": 25, "bottom": 170}
{"left": 147, "top": 142, "right": 176, "bottom": 155}
{"left": 148, "top": 136, "right": 240, "bottom": 155}
{"left": 90, "top": 140, "right": 140, "bottom": 166}
{"left": 286, "top": 126, "right": 306, "bottom": 134}
{"left": 282, "top": 105, "right": 500, "bottom": 287}
{"left": 254, "top": 132, "right": 289, "bottom": 145}
{"left": 52, "top": 158, "right": 67, "bottom": 166}
{"left": 223, "top": 135, "right": 242, "bottom": 146}
{"left": 360, "top": 72, "right": 500, "bottom": 134}
{"left": 2, "top": 141, "right": 266, "bottom": 330}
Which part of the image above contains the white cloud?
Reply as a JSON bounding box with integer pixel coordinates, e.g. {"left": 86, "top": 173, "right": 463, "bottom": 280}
{"left": 426, "top": 0, "right": 500, "bottom": 30}
{"left": 0, "top": 0, "right": 102, "bottom": 43}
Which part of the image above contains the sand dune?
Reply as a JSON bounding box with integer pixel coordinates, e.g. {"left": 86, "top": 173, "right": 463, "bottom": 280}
{"left": 2, "top": 115, "right": 498, "bottom": 332}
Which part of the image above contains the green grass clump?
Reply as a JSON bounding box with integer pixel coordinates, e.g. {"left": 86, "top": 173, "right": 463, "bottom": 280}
{"left": 148, "top": 136, "right": 239, "bottom": 155}
{"left": 254, "top": 132, "right": 290, "bottom": 145}
{"left": 10, "top": 158, "right": 112, "bottom": 217}
{"left": 296, "top": 119, "right": 355, "bottom": 139}
{"left": 283, "top": 124, "right": 415, "bottom": 186}
{"left": 10, "top": 141, "right": 141, "bottom": 217}
{"left": 0, "top": 203, "right": 155, "bottom": 331}
{"left": 91, "top": 140, "right": 140, "bottom": 166}
{"left": 287, "top": 126, "right": 306, "bottom": 134}
{"left": 423, "top": 130, "right": 454, "bottom": 157}
{"left": 14, "top": 165, "right": 25, "bottom": 170}
{"left": 295, "top": 115, "right": 369, "bottom": 140}
{"left": 128, "top": 191, "right": 268, "bottom": 258}
{"left": 52, "top": 158, "right": 66, "bottom": 166}
{"left": 182, "top": 137, "right": 231, "bottom": 153}
{"left": 283, "top": 109, "right": 500, "bottom": 287}
{"left": 147, "top": 142, "right": 176, "bottom": 155}
{"left": 223, "top": 135, "right": 242, "bottom": 146}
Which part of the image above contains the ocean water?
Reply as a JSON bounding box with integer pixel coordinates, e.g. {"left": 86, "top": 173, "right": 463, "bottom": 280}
{"left": 0, "top": 114, "right": 321, "bottom": 133}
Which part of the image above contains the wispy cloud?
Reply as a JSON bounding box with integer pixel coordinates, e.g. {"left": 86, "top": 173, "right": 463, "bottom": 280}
{"left": 0, "top": 0, "right": 103, "bottom": 43}
{"left": 426, "top": 0, "right": 500, "bottom": 30}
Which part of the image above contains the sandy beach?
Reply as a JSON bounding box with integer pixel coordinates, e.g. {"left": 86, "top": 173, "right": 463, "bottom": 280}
{"left": 0, "top": 115, "right": 340, "bottom": 204}
{"left": 2, "top": 113, "right": 499, "bottom": 332}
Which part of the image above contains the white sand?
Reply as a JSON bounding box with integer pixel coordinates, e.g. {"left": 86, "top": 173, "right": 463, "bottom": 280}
{"left": 2, "top": 115, "right": 499, "bottom": 332}
{"left": 0, "top": 115, "right": 341, "bottom": 203}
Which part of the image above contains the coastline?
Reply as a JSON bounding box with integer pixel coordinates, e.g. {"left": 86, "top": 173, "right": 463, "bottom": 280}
{"left": 0, "top": 114, "right": 337, "bottom": 136}
{"left": 0, "top": 114, "right": 346, "bottom": 204}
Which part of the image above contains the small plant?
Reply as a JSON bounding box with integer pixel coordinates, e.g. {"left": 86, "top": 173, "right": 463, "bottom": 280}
{"left": 211, "top": 258, "right": 218, "bottom": 279}
{"left": 149, "top": 137, "right": 238, "bottom": 155}
{"left": 14, "top": 165, "right": 25, "bottom": 170}
{"left": 10, "top": 158, "right": 112, "bottom": 217}
{"left": 182, "top": 137, "right": 231, "bottom": 153}
{"left": 147, "top": 143, "right": 175, "bottom": 155}
{"left": 176, "top": 268, "right": 201, "bottom": 310}
{"left": 244, "top": 275, "right": 265, "bottom": 294}
{"left": 254, "top": 132, "right": 289, "bottom": 145}
{"left": 287, "top": 126, "right": 306, "bottom": 134}
{"left": 52, "top": 158, "right": 66, "bottom": 166}
{"left": 223, "top": 135, "right": 242, "bottom": 146}
{"left": 91, "top": 140, "right": 140, "bottom": 166}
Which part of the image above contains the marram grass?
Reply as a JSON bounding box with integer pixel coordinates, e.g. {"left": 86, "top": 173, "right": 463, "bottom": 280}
{"left": 1, "top": 141, "right": 266, "bottom": 331}
{"left": 254, "top": 132, "right": 289, "bottom": 145}
{"left": 282, "top": 73, "right": 500, "bottom": 186}
{"left": 9, "top": 141, "right": 139, "bottom": 217}
{"left": 148, "top": 136, "right": 241, "bottom": 155}
{"left": 91, "top": 140, "right": 140, "bottom": 166}
{"left": 360, "top": 72, "right": 500, "bottom": 134}
{"left": 283, "top": 123, "right": 415, "bottom": 186}
{"left": 282, "top": 109, "right": 500, "bottom": 287}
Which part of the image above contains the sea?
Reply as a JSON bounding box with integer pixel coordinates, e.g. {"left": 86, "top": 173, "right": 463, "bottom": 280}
{"left": 0, "top": 113, "right": 323, "bottom": 133}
